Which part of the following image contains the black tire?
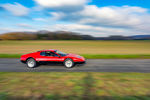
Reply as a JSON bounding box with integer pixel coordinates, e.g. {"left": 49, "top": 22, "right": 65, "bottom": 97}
{"left": 64, "top": 58, "right": 74, "bottom": 68}
{"left": 26, "top": 58, "right": 37, "bottom": 68}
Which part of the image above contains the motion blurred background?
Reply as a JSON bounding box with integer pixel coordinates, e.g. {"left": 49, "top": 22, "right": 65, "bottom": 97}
{"left": 0, "top": 0, "right": 150, "bottom": 100}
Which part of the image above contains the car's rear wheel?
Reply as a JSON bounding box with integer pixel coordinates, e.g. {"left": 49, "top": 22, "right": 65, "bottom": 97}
{"left": 26, "top": 58, "right": 37, "bottom": 68}
{"left": 64, "top": 58, "right": 74, "bottom": 68}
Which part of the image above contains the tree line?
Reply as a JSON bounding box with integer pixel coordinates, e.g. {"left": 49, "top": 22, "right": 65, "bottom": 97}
{"left": 0, "top": 32, "right": 94, "bottom": 40}
{"left": 0, "top": 31, "right": 150, "bottom": 40}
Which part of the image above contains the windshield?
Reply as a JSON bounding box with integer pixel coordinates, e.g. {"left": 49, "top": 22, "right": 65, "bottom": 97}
{"left": 55, "top": 50, "right": 68, "bottom": 57}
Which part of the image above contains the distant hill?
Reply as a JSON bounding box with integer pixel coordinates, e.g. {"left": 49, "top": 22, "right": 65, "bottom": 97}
{"left": 0, "top": 30, "right": 150, "bottom": 40}
{"left": 130, "top": 35, "right": 150, "bottom": 40}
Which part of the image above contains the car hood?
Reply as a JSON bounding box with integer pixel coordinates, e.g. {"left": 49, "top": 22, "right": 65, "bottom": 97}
{"left": 66, "top": 53, "right": 81, "bottom": 58}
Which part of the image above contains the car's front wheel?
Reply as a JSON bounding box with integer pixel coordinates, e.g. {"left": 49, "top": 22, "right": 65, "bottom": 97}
{"left": 26, "top": 58, "right": 37, "bottom": 68}
{"left": 64, "top": 58, "right": 74, "bottom": 68}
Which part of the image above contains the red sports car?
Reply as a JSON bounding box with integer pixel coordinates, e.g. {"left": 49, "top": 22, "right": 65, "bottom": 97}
{"left": 20, "top": 49, "right": 85, "bottom": 68}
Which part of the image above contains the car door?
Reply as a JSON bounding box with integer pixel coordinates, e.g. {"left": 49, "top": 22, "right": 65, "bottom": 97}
{"left": 36, "top": 51, "right": 63, "bottom": 62}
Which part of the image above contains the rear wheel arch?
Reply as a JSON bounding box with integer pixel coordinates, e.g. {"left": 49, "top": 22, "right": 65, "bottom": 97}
{"left": 26, "top": 57, "right": 37, "bottom": 68}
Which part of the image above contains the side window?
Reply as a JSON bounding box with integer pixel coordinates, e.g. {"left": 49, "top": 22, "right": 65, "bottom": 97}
{"left": 51, "top": 52, "right": 59, "bottom": 57}
{"left": 45, "top": 51, "right": 52, "bottom": 56}
{"left": 40, "top": 52, "right": 46, "bottom": 56}
{"left": 40, "top": 51, "right": 59, "bottom": 57}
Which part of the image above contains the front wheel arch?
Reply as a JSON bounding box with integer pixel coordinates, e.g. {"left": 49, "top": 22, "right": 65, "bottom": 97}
{"left": 63, "top": 58, "right": 75, "bottom": 68}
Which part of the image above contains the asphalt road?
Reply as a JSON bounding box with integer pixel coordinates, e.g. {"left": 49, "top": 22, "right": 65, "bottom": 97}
{"left": 0, "top": 59, "right": 150, "bottom": 72}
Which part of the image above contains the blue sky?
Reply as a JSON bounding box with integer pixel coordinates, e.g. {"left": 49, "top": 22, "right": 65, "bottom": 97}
{"left": 0, "top": 0, "right": 150, "bottom": 36}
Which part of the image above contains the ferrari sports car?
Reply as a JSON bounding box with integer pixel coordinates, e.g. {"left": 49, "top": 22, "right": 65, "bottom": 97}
{"left": 20, "top": 49, "right": 86, "bottom": 68}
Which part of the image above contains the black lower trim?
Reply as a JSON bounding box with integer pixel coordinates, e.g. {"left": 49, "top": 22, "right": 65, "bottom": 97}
{"left": 20, "top": 60, "right": 26, "bottom": 63}
{"left": 20, "top": 60, "right": 86, "bottom": 65}
{"left": 38, "top": 61, "right": 63, "bottom": 65}
{"left": 75, "top": 61, "right": 86, "bottom": 64}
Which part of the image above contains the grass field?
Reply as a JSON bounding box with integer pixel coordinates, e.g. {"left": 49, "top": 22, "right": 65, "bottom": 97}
{"left": 0, "top": 40, "right": 150, "bottom": 58}
{"left": 0, "top": 72, "right": 150, "bottom": 100}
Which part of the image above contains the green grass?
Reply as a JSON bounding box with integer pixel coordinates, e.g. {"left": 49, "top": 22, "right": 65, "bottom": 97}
{"left": 1, "top": 54, "right": 150, "bottom": 59}
{"left": 81, "top": 54, "right": 150, "bottom": 59}
{"left": 0, "top": 72, "right": 150, "bottom": 100}
{"left": 0, "top": 40, "right": 150, "bottom": 59}
{"left": 0, "top": 54, "right": 21, "bottom": 58}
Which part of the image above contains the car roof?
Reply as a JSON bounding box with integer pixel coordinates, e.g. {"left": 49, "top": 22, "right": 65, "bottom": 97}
{"left": 40, "top": 49, "right": 57, "bottom": 52}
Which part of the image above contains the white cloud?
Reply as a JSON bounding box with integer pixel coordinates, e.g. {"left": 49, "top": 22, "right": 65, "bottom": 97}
{"left": 34, "top": 0, "right": 90, "bottom": 12}
{"left": 0, "top": 27, "right": 36, "bottom": 34}
{"left": 17, "top": 23, "right": 32, "bottom": 28}
{"left": 77, "top": 5, "right": 148, "bottom": 27}
{"left": 50, "top": 12, "right": 66, "bottom": 20}
{"left": 42, "top": 23, "right": 150, "bottom": 37}
{"left": 34, "top": 0, "right": 89, "bottom": 8}
{"left": 1, "top": 3, "right": 29, "bottom": 16}
{"left": 49, "top": 5, "right": 147, "bottom": 27}
{"left": 49, "top": 5, "right": 150, "bottom": 36}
